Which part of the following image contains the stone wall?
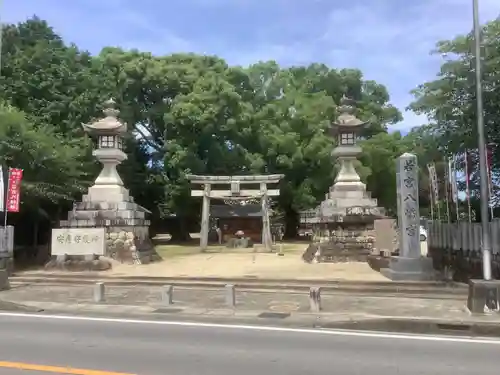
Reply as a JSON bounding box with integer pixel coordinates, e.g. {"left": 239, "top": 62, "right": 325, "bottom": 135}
{"left": 106, "top": 226, "right": 160, "bottom": 264}
{"left": 302, "top": 224, "right": 375, "bottom": 263}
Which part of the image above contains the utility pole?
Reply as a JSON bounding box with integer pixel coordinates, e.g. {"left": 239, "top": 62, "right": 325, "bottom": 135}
{"left": 472, "top": 0, "right": 493, "bottom": 281}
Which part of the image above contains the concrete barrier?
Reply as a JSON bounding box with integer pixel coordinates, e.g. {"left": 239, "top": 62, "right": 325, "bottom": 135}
{"left": 93, "top": 282, "right": 105, "bottom": 303}
{"left": 225, "top": 284, "right": 236, "bottom": 307}
{"left": 162, "top": 285, "right": 174, "bottom": 305}
{"left": 309, "top": 286, "right": 322, "bottom": 312}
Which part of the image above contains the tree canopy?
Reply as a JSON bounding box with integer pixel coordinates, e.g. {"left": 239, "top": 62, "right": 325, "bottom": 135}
{"left": 5, "top": 16, "right": 494, "bottom": 241}
{"left": 409, "top": 18, "right": 500, "bottom": 206}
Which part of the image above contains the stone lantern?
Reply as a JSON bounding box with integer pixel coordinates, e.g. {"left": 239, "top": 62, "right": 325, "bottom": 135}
{"left": 82, "top": 98, "right": 129, "bottom": 203}
{"left": 48, "top": 98, "right": 159, "bottom": 270}
{"left": 329, "top": 96, "right": 369, "bottom": 195}
{"left": 300, "top": 96, "right": 384, "bottom": 263}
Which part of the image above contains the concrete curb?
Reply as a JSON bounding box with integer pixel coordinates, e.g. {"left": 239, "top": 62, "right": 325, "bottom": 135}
{"left": 6, "top": 300, "right": 500, "bottom": 338}
{"left": 12, "top": 272, "right": 461, "bottom": 287}
{"left": 9, "top": 276, "right": 468, "bottom": 297}
{"left": 0, "top": 299, "right": 44, "bottom": 313}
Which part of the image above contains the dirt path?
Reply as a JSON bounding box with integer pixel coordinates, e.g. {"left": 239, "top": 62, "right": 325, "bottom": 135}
{"left": 106, "top": 251, "right": 388, "bottom": 281}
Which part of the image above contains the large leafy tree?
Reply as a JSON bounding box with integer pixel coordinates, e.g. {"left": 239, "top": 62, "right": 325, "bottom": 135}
{"left": 0, "top": 102, "right": 92, "bottom": 203}
{"left": 2, "top": 16, "right": 406, "bottom": 242}
{"left": 0, "top": 102, "right": 93, "bottom": 246}
{"left": 409, "top": 19, "right": 500, "bottom": 202}
{"left": 0, "top": 16, "right": 105, "bottom": 135}
{"left": 240, "top": 62, "right": 402, "bottom": 235}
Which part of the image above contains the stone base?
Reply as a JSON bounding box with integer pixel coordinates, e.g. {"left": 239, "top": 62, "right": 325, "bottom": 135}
{"left": 302, "top": 243, "right": 318, "bottom": 263}
{"left": 302, "top": 242, "right": 371, "bottom": 263}
{"left": 104, "top": 226, "right": 159, "bottom": 264}
{"left": 381, "top": 256, "right": 436, "bottom": 281}
{"left": 467, "top": 279, "right": 500, "bottom": 314}
{"left": 55, "top": 197, "right": 162, "bottom": 266}
{"left": 0, "top": 269, "right": 9, "bottom": 290}
{"left": 45, "top": 256, "right": 112, "bottom": 271}
{"left": 226, "top": 237, "right": 253, "bottom": 248}
{"left": 0, "top": 256, "right": 14, "bottom": 277}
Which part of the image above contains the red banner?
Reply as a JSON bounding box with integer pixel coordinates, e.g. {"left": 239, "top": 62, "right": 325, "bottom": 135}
{"left": 6, "top": 168, "right": 23, "bottom": 212}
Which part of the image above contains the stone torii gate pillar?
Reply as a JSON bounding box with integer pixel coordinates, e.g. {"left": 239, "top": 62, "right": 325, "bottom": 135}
{"left": 186, "top": 175, "right": 284, "bottom": 251}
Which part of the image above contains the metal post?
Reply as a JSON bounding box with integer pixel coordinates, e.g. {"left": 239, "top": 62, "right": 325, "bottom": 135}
{"left": 472, "top": 0, "right": 492, "bottom": 280}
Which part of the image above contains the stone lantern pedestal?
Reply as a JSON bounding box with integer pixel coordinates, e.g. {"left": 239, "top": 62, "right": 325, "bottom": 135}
{"left": 301, "top": 97, "right": 385, "bottom": 263}
{"left": 47, "top": 100, "right": 160, "bottom": 270}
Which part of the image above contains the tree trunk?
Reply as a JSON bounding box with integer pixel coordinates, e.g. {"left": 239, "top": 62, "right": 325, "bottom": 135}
{"left": 169, "top": 217, "right": 192, "bottom": 243}
{"left": 284, "top": 208, "right": 299, "bottom": 239}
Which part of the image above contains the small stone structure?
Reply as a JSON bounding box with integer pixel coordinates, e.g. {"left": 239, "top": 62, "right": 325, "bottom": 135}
{"left": 301, "top": 97, "right": 384, "bottom": 262}
{"left": 373, "top": 218, "right": 398, "bottom": 256}
{"left": 47, "top": 99, "right": 159, "bottom": 270}
{"left": 186, "top": 174, "right": 284, "bottom": 251}
{"left": 381, "top": 153, "right": 434, "bottom": 280}
{"left": 0, "top": 225, "right": 14, "bottom": 277}
{"left": 0, "top": 226, "right": 13, "bottom": 289}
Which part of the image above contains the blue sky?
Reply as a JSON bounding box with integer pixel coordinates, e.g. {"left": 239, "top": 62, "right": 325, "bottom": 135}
{"left": 3, "top": 0, "right": 500, "bottom": 132}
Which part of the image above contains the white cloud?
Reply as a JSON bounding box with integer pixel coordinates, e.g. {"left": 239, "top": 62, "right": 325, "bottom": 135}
{"left": 317, "top": 0, "right": 500, "bottom": 131}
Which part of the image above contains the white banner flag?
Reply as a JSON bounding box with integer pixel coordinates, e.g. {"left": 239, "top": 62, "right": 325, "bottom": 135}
{"left": 0, "top": 165, "right": 4, "bottom": 212}
{"left": 427, "top": 163, "right": 439, "bottom": 204}
{"left": 449, "top": 157, "right": 458, "bottom": 203}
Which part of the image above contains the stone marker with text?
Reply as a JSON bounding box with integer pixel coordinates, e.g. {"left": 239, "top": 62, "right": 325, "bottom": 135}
{"left": 51, "top": 228, "right": 106, "bottom": 256}
{"left": 381, "top": 153, "right": 435, "bottom": 281}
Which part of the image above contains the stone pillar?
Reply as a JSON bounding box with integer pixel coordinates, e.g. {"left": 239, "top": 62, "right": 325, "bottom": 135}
{"left": 397, "top": 153, "right": 420, "bottom": 258}
{"left": 260, "top": 182, "right": 272, "bottom": 251}
{"left": 200, "top": 184, "right": 211, "bottom": 251}
{"left": 381, "top": 153, "right": 435, "bottom": 281}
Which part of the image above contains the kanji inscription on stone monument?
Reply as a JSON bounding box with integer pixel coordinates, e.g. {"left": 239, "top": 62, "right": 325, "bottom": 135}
{"left": 51, "top": 228, "right": 106, "bottom": 256}
{"left": 396, "top": 153, "right": 420, "bottom": 258}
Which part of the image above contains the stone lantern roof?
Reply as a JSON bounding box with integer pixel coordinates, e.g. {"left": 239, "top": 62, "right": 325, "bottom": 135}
{"left": 82, "top": 99, "right": 127, "bottom": 135}
{"left": 331, "top": 96, "right": 368, "bottom": 134}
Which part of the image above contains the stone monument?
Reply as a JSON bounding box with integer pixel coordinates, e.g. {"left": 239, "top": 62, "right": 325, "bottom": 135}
{"left": 380, "top": 153, "right": 435, "bottom": 280}
{"left": 47, "top": 99, "right": 159, "bottom": 270}
{"left": 301, "top": 97, "right": 384, "bottom": 262}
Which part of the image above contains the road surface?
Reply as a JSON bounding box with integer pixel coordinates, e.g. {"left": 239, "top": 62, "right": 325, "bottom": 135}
{"left": 0, "top": 313, "right": 498, "bottom": 375}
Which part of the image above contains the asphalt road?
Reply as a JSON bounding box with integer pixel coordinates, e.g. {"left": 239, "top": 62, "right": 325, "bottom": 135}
{"left": 0, "top": 313, "right": 499, "bottom": 375}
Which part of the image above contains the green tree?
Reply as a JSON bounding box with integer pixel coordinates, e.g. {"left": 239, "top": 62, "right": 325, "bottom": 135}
{"left": 359, "top": 132, "right": 410, "bottom": 214}
{"left": 0, "top": 101, "right": 93, "bottom": 245}
{"left": 0, "top": 17, "right": 105, "bottom": 135}
{"left": 0, "top": 17, "right": 407, "bottom": 242}
{"left": 241, "top": 62, "right": 402, "bottom": 236}
{"left": 409, "top": 18, "right": 500, "bottom": 197}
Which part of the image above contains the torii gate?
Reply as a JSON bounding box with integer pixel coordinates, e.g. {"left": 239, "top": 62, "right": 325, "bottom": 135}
{"left": 186, "top": 174, "right": 284, "bottom": 251}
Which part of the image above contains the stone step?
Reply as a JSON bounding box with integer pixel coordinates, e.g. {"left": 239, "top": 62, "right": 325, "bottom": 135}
{"left": 59, "top": 218, "right": 151, "bottom": 227}
{"left": 68, "top": 210, "right": 146, "bottom": 220}
{"left": 74, "top": 201, "right": 149, "bottom": 212}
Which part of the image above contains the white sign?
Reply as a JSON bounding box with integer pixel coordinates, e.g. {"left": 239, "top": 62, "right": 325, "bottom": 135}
{"left": 51, "top": 228, "right": 106, "bottom": 256}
